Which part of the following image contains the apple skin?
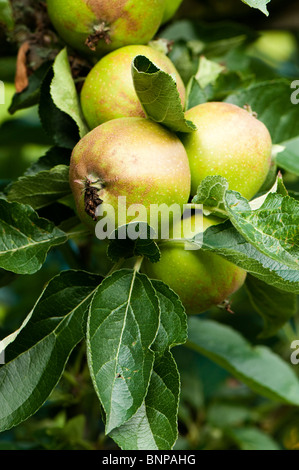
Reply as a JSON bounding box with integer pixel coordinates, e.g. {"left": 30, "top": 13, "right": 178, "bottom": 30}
{"left": 81, "top": 45, "right": 186, "bottom": 129}
{"left": 181, "top": 102, "right": 273, "bottom": 200}
{"left": 69, "top": 117, "right": 191, "bottom": 232}
{"left": 162, "top": 0, "right": 183, "bottom": 23}
{"left": 142, "top": 215, "right": 247, "bottom": 315}
{"left": 46, "top": 0, "right": 165, "bottom": 56}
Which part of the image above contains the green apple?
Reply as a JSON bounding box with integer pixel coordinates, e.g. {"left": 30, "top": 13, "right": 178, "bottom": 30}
{"left": 46, "top": 0, "right": 165, "bottom": 56}
{"left": 248, "top": 30, "right": 297, "bottom": 65}
{"left": 81, "top": 44, "right": 186, "bottom": 129}
{"left": 142, "top": 214, "right": 247, "bottom": 315}
{"left": 69, "top": 117, "right": 191, "bottom": 233}
{"left": 162, "top": 0, "right": 183, "bottom": 24}
{"left": 181, "top": 102, "right": 272, "bottom": 200}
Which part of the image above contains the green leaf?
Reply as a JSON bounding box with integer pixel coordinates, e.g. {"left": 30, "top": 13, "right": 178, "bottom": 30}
{"left": 0, "top": 270, "right": 101, "bottom": 432}
{"left": 107, "top": 222, "right": 160, "bottom": 264}
{"left": 7, "top": 165, "right": 71, "bottom": 210}
{"left": 24, "top": 147, "right": 71, "bottom": 176}
{"left": 201, "top": 220, "right": 299, "bottom": 294}
{"left": 224, "top": 191, "right": 299, "bottom": 270}
{"left": 187, "top": 317, "right": 299, "bottom": 406}
{"left": 245, "top": 274, "right": 297, "bottom": 338}
{"left": 194, "top": 56, "right": 225, "bottom": 89}
{"left": 39, "top": 68, "right": 80, "bottom": 149}
{"left": 132, "top": 55, "right": 197, "bottom": 133}
{"left": 228, "top": 427, "right": 281, "bottom": 450}
{"left": 50, "top": 48, "right": 89, "bottom": 139}
{"left": 109, "top": 279, "right": 187, "bottom": 450}
{"left": 150, "top": 280, "right": 187, "bottom": 355}
{"left": 241, "top": 0, "right": 271, "bottom": 15}
{"left": 0, "top": 0, "right": 14, "bottom": 30}
{"left": 192, "top": 175, "right": 229, "bottom": 218}
{"left": 185, "top": 56, "right": 225, "bottom": 111}
{"left": 87, "top": 269, "right": 160, "bottom": 434}
{"left": 276, "top": 137, "right": 299, "bottom": 176}
{"left": 0, "top": 199, "right": 67, "bottom": 274}
{"left": 207, "top": 403, "right": 251, "bottom": 428}
{"left": 9, "top": 61, "right": 52, "bottom": 114}
{"left": 185, "top": 76, "right": 208, "bottom": 110}
{"left": 109, "top": 351, "right": 180, "bottom": 450}
{"left": 225, "top": 80, "right": 299, "bottom": 144}
{"left": 190, "top": 176, "right": 299, "bottom": 292}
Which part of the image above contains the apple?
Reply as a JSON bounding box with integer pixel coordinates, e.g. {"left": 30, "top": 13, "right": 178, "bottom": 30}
{"left": 142, "top": 214, "right": 247, "bottom": 315}
{"left": 46, "top": 0, "right": 165, "bottom": 57}
{"left": 162, "top": 0, "right": 183, "bottom": 24}
{"left": 81, "top": 44, "right": 186, "bottom": 129}
{"left": 181, "top": 102, "right": 273, "bottom": 200}
{"left": 69, "top": 117, "right": 191, "bottom": 233}
{"left": 248, "top": 30, "right": 297, "bottom": 66}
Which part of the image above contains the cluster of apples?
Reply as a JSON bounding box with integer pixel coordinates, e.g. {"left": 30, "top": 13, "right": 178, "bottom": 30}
{"left": 47, "top": 0, "right": 273, "bottom": 315}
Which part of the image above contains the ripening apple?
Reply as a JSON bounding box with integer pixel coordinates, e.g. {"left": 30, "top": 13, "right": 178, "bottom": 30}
{"left": 142, "top": 214, "right": 247, "bottom": 315}
{"left": 162, "top": 0, "right": 183, "bottom": 23}
{"left": 181, "top": 102, "right": 273, "bottom": 200}
{"left": 69, "top": 117, "right": 191, "bottom": 233}
{"left": 46, "top": 0, "right": 165, "bottom": 56}
{"left": 81, "top": 44, "right": 186, "bottom": 129}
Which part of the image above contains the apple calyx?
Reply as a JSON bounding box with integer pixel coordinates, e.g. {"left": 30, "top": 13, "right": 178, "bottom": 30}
{"left": 217, "top": 298, "right": 235, "bottom": 315}
{"left": 78, "top": 177, "right": 103, "bottom": 221}
{"left": 85, "top": 21, "right": 111, "bottom": 51}
{"left": 243, "top": 104, "right": 258, "bottom": 118}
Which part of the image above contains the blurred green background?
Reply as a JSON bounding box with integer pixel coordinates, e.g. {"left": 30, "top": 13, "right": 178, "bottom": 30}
{"left": 0, "top": 0, "right": 299, "bottom": 450}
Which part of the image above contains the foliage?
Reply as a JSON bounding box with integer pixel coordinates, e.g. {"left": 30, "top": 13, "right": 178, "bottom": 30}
{"left": 0, "top": 0, "right": 299, "bottom": 451}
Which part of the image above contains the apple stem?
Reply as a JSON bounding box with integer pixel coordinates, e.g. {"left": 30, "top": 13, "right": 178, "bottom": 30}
{"left": 85, "top": 21, "right": 112, "bottom": 51}
{"left": 134, "top": 257, "right": 144, "bottom": 273}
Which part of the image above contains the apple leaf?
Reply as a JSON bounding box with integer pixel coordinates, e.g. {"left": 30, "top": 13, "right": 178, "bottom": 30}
{"left": 109, "top": 351, "right": 180, "bottom": 450}
{"left": 199, "top": 220, "right": 299, "bottom": 294}
{"left": 276, "top": 137, "right": 299, "bottom": 176}
{"left": 87, "top": 269, "right": 160, "bottom": 434}
{"left": 0, "top": 199, "right": 67, "bottom": 274}
{"left": 8, "top": 61, "right": 52, "bottom": 114}
{"left": 188, "top": 317, "right": 299, "bottom": 406}
{"left": 7, "top": 165, "right": 71, "bottom": 210}
{"left": 39, "top": 68, "right": 80, "bottom": 149}
{"left": 0, "top": 270, "right": 101, "bottom": 432}
{"left": 50, "top": 48, "right": 89, "bottom": 139}
{"left": 150, "top": 280, "right": 187, "bottom": 355}
{"left": 132, "top": 55, "right": 197, "bottom": 133}
{"left": 228, "top": 427, "right": 281, "bottom": 451}
{"left": 194, "top": 55, "right": 225, "bottom": 89}
{"left": 192, "top": 175, "right": 229, "bottom": 218}
{"left": 109, "top": 280, "right": 187, "bottom": 450}
{"left": 107, "top": 222, "right": 160, "bottom": 263}
{"left": 185, "top": 76, "right": 207, "bottom": 110}
{"left": 245, "top": 275, "right": 297, "bottom": 338}
{"left": 241, "top": 0, "right": 271, "bottom": 16}
{"left": 224, "top": 191, "right": 299, "bottom": 271}
{"left": 24, "top": 147, "right": 72, "bottom": 176}
{"left": 191, "top": 175, "right": 299, "bottom": 286}
{"left": 185, "top": 56, "right": 225, "bottom": 110}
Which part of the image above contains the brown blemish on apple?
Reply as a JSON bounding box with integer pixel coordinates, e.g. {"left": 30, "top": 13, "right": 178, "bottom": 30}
{"left": 84, "top": 0, "right": 140, "bottom": 50}
{"left": 86, "top": 0, "right": 128, "bottom": 22}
